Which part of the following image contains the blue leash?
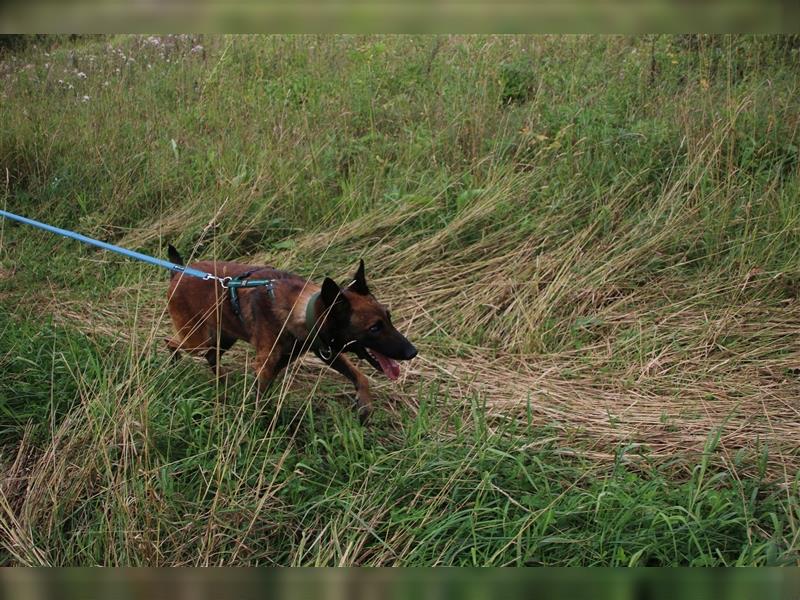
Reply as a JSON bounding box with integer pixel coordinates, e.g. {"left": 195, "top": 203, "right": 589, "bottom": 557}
{"left": 0, "top": 208, "right": 222, "bottom": 283}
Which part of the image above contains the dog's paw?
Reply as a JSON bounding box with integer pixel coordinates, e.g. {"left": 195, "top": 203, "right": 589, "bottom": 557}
{"left": 356, "top": 402, "right": 372, "bottom": 425}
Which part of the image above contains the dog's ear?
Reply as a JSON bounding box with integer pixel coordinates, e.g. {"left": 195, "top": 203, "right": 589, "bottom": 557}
{"left": 348, "top": 259, "right": 370, "bottom": 295}
{"left": 321, "top": 277, "right": 350, "bottom": 314}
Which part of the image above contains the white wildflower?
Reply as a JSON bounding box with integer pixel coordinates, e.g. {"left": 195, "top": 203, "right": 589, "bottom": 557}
{"left": 77, "top": 71, "right": 87, "bottom": 79}
{"left": 81, "top": 95, "right": 90, "bottom": 102}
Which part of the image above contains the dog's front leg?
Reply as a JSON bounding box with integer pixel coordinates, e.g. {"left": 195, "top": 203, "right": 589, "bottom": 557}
{"left": 254, "top": 349, "right": 283, "bottom": 399}
{"left": 320, "top": 353, "right": 372, "bottom": 424}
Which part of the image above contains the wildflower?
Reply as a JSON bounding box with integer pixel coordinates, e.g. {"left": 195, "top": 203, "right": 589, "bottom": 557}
{"left": 190, "top": 45, "right": 204, "bottom": 54}
{"left": 77, "top": 71, "right": 87, "bottom": 79}
{"left": 82, "top": 95, "right": 90, "bottom": 102}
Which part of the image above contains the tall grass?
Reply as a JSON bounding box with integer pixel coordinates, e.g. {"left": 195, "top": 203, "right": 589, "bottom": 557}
{"left": 1, "top": 35, "right": 799, "bottom": 565}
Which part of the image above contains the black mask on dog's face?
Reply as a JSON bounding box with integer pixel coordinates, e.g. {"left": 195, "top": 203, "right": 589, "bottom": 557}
{"left": 319, "top": 260, "right": 417, "bottom": 380}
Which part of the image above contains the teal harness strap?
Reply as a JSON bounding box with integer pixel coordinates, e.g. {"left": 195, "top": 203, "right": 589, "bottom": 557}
{"left": 228, "top": 272, "right": 275, "bottom": 325}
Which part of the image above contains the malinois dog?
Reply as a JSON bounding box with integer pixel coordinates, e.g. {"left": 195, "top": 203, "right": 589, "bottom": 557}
{"left": 164, "top": 246, "right": 417, "bottom": 422}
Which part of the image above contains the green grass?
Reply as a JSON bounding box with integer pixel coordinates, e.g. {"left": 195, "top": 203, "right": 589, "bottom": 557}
{"left": 1, "top": 34, "right": 799, "bottom": 565}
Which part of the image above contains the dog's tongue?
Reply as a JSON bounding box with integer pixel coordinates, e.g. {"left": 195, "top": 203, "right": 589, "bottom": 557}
{"left": 373, "top": 350, "right": 401, "bottom": 380}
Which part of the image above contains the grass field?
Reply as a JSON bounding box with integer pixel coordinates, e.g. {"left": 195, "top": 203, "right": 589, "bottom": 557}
{"left": 1, "top": 34, "right": 799, "bottom": 566}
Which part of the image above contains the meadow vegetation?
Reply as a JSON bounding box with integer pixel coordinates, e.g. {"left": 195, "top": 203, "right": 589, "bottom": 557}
{"left": 1, "top": 34, "right": 799, "bottom": 565}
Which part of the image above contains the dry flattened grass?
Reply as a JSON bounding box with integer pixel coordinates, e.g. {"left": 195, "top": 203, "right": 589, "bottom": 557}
{"left": 29, "top": 171, "right": 800, "bottom": 484}
{"left": 22, "top": 117, "right": 800, "bottom": 484}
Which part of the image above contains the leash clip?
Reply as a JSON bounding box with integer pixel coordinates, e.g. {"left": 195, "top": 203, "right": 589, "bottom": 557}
{"left": 217, "top": 276, "right": 233, "bottom": 289}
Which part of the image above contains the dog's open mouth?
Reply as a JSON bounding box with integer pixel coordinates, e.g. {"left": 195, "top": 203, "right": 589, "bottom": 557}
{"left": 364, "top": 347, "right": 401, "bottom": 380}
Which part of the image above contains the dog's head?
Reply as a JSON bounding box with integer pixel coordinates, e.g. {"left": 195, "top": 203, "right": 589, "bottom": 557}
{"left": 319, "top": 260, "right": 417, "bottom": 380}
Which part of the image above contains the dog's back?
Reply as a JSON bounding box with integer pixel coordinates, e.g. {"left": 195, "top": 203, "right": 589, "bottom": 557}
{"left": 166, "top": 252, "right": 319, "bottom": 354}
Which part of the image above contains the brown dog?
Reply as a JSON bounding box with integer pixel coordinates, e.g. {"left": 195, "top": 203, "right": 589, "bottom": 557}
{"left": 164, "top": 246, "right": 417, "bottom": 422}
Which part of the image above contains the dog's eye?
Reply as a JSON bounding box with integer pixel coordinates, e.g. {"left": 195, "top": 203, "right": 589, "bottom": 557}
{"left": 369, "top": 321, "right": 383, "bottom": 333}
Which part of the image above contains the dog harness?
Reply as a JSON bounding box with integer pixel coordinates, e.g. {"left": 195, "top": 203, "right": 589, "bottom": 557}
{"left": 222, "top": 275, "right": 346, "bottom": 365}
{"left": 229, "top": 277, "right": 350, "bottom": 362}
{"left": 226, "top": 271, "right": 275, "bottom": 325}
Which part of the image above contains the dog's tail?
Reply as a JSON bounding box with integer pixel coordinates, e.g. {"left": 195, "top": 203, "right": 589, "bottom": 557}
{"left": 167, "top": 244, "right": 184, "bottom": 270}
